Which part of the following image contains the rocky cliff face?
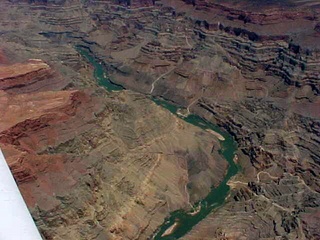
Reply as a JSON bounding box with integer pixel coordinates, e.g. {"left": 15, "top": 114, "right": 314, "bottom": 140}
{"left": 0, "top": 53, "right": 227, "bottom": 239}
{"left": 0, "top": 0, "right": 319, "bottom": 239}
{"left": 0, "top": 59, "right": 69, "bottom": 93}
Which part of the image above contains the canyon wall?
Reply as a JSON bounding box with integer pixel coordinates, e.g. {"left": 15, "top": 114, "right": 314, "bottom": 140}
{"left": 0, "top": 51, "right": 227, "bottom": 239}
{"left": 0, "top": 0, "right": 319, "bottom": 239}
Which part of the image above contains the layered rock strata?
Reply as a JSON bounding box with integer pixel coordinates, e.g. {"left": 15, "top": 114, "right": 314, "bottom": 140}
{"left": 0, "top": 56, "right": 226, "bottom": 239}
{"left": 0, "top": 59, "right": 69, "bottom": 93}
{"left": 0, "top": 0, "right": 319, "bottom": 239}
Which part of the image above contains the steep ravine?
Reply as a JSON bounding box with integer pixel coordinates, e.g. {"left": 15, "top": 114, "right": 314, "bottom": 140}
{"left": 76, "top": 46, "right": 240, "bottom": 239}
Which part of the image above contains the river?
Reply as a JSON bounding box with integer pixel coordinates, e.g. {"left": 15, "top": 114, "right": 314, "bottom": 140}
{"left": 76, "top": 45, "right": 239, "bottom": 239}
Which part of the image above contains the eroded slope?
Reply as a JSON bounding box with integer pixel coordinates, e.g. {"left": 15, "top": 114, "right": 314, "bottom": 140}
{"left": 0, "top": 56, "right": 226, "bottom": 239}
{"left": 0, "top": 0, "right": 319, "bottom": 238}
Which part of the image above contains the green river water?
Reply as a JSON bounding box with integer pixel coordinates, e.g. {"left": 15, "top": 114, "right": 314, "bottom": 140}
{"left": 76, "top": 46, "right": 239, "bottom": 239}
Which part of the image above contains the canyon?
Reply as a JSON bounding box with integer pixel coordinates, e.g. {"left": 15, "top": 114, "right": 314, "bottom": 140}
{"left": 0, "top": 56, "right": 227, "bottom": 239}
{"left": 0, "top": 0, "right": 319, "bottom": 239}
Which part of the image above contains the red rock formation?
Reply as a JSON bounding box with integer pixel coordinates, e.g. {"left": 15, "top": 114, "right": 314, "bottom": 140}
{"left": 0, "top": 89, "right": 102, "bottom": 147}
{"left": 0, "top": 59, "right": 70, "bottom": 93}
{"left": 3, "top": 145, "right": 87, "bottom": 210}
{"left": 0, "top": 62, "right": 105, "bottom": 208}
{"left": 0, "top": 48, "right": 8, "bottom": 64}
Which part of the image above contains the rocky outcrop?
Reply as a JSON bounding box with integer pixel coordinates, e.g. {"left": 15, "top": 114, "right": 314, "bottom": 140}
{"left": 0, "top": 59, "right": 69, "bottom": 93}
{"left": 0, "top": 89, "right": 99, "bottom": 148}
{"left": 181, "top": 0, "right": 320, "bottom": 25}
{"left": 111, "top": 0, "right": 155, "bottom": 8}
{"left": 184, "top": 173, "right": 320, "bottom": 239}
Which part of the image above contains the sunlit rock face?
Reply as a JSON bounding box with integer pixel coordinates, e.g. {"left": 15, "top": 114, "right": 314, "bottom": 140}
{"left": 0, "top": 60, "right": 69, "bottom": 93}
{"left": 0, "top": 0, "right": 319, "bottom": 239}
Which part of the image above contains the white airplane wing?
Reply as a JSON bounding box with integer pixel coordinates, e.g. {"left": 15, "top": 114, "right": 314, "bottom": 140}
{"left": 0, "top": 149, "right": 42, "bottom": 240}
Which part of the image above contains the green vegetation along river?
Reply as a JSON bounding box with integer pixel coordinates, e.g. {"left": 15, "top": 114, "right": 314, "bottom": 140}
{"left": 77, "top": 45, "right": 239, "bottom": 239}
